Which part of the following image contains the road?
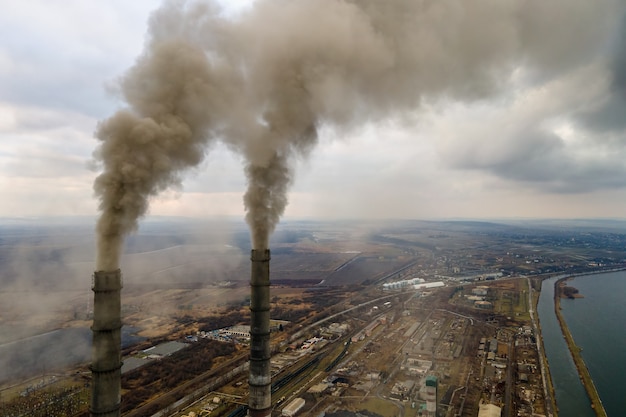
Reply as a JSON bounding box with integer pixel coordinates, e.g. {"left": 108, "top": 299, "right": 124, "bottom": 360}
{"left": 503, "top": 339, "right": 514, "bottom": 417}
{"left": 527, "top": 277, "right": 554, "bottom": 417}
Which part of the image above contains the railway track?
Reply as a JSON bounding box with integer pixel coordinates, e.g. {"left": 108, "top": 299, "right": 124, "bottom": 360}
{"left": 123, "top": 353, "right": 248, "bottom": 417}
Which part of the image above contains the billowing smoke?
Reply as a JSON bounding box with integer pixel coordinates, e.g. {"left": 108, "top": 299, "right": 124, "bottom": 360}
{"left": 94, "top": 0, "right": 621, "bottom": 253}
{"left": 94, "top": 39, "right": 223, "bottom": 270}
{"left": 244, "top": 154, "right": 291, "bottom": 250}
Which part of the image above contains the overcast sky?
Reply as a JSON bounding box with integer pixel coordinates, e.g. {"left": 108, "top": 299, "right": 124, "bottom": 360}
{"left": 2, "top": 0, "right": 626, "bottom": 222}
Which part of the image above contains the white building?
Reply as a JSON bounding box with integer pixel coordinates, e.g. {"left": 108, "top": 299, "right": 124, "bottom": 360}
{"left": 282, "top": 398, "right": 305, "bottom": 417}
{"left": 383, "top": 277, "right": 425, "bottom": 290}
{"left": 219, "top": 325, "right": 250, "bottom": 339}
{"left": 478, "top": 403, "right": 501, "bottom": 417}
{"left": 413, "top": 282, "right": 445, "bottom": 290}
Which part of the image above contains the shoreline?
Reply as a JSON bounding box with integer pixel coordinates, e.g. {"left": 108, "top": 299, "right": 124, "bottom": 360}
{"left": 532, "top": 277, "right": 558, "bottom": 417}
{"left": 553, "top": 276, "right": 607, "bottom": 417}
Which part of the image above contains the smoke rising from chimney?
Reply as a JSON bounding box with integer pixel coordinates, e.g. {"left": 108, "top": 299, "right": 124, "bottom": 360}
{"left": 93, "top": 39, "right": 224, "bottom": 270}
{"left": 94, "top": 0, "right": 618, "bottom": 252}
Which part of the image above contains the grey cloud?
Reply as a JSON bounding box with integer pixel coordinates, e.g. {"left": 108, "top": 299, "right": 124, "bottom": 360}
{"left": 436, "top": 13, "right": 626, "bottom": 196}
{"left": 452, "top": 128, "right": 626, "bottom": 193}
{"left": 575, "top": 13, "right": 626, "bottom": 135}
{"left": 610, "top": 12, "right": 626, "bottom": 92}
{"left": 576, "top": 94, "right": 626, "bottom": 135}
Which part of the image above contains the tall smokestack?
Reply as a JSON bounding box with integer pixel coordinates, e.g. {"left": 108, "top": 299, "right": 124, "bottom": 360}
{"left": 249, "top": 249, "right": 272, "bottom": 417}
{"left": 91, "top": 13, "right": 219, "bottom": 415}
{"left": 90, "top": 269, "right": 122, "bottom": 417}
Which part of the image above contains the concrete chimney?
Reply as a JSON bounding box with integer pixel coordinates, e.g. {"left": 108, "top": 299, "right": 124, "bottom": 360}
{"left": 248, "top": 249, "right": 271, "bottom": 417}
{"left": 90, "top": 269, "right": 123, "bottom": 417}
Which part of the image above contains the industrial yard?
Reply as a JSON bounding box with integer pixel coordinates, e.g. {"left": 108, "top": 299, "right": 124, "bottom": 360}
{"left": 1, "top": 276, "right": 547, "bottom": 417}
{"left": 2, "top": 218, "right": 626, "bottom": 416}
{"left": 154, "top": 277, "right": 549, "bottom": 417}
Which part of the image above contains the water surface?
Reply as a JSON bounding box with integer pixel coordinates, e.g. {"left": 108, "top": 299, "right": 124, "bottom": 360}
{"left": 560, "top": 271, "right": 626, "bottom": 417}
{"left": 537, "top": 275, "right": 594, "bottom": 417}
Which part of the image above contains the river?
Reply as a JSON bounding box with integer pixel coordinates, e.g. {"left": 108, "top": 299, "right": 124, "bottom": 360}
{"left": 538, "top": 271, "right": 626, "bottom": 417}
{"left": 538, "top": 275, "right": 594, "bottom": 417}
{"left": 558, "top": 271, "right": 626, "bottom": 417}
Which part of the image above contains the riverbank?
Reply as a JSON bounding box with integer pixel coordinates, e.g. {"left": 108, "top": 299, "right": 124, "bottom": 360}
{"left": 532, "top": 277, "right": 558, "bottom": 417}
{"left": 553, "top": 277, "right": 607, "bottom": 417}
{"left": 535, "top": 307, "right": 558, "bottom": 416}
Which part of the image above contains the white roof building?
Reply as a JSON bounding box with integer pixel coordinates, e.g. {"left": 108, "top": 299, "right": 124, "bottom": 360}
{"left": 478, "top": 403, "right": 501, "bottom": 417}
{"left": 282, "top": 398, "right": 305, "bottom": 417}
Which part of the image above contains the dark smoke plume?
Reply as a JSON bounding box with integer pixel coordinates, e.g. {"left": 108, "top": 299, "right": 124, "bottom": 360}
{"left": 95, "top": 0, "right": 621, "bottom": 254}
{"left": 244, "top": 154, "right": 291, "bottom": 250}
{"left": 94, "top": 40, "right": 222, "bottom": 270}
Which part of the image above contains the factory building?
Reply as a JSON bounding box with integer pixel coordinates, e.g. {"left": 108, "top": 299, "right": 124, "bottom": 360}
{"left": 489, "top": 339, "right": 498, "bottom": 353}
{"left": 383, "top": 278, "right": 445, "bottom": 291}
{"left": 413, "top": 282, "right": 445, "bottom": 290}
{"left": 351, "top": 332, "right": 364, "bottom": 343}
{"left": 472, "top": 286, "right": 489, "bottom": 296}
{"left": 220, "top": 326, "right": 250, "bottom": 339}
{"left": 282, "top": 398, "right": 305, "bottom": 417}
{"left": 475, "top": 301, "right": 493, "bottom": 309}
{"left": 364, "top": 319, "right": 380, "bottom": 337}
{"left": 419, "top": 375, "right": 437, "bottom": 416}
{"left": 383, "top": 277, "right": 424, "bottom": 290}
{"left": 424, "top": 375, "right": 437, "bottom": 417}
{"left": 477, "top": 402, "right": 501, "bottom": 417}
{"left": 325, "top": 322, "right": 350, "bottom": 336}
{"left": 401, "top": 357, "right": 432, "bottom": 376}
{"left": 390, "top": 380, "right": 415, "bottom": 400}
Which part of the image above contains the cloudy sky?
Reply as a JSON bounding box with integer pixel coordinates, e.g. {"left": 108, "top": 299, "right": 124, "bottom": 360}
{"left": 2, "top": 0, "right": 626, "bottom": 222}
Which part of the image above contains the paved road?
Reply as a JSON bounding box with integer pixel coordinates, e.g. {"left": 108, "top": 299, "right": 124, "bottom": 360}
{"left": 527, "top": 277, "right": 554, "bottom": 417}
{"left": 503, "top": 339, "right": 514, "bottom": 417}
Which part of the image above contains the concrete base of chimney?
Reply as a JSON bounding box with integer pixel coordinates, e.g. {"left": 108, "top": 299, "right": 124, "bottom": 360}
{"left": 90, "top": 269, "right": 122, "bottom": 417}
{"left": 248, "top": 406, "right": 272, "bottom": 417}
{"left": 249, "top": 249, "right": 272, "bottom": 417}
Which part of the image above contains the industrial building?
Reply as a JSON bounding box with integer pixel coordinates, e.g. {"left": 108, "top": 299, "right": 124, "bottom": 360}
{"left": 220, "top": 325, "right": 250, "bottom": 339}
{"left": 324, "top": 322, "right": 350, "bottom": 336}
{"left": 419, "top": 375, "right": 437, "bottom": 417}
{"left": 472, "top": 286, "right": 489, "bottom": 296}
{"left": 281, "top": 398, "right": 305, "bottom": 417}
{"left": 390, "top": 380, "right": 415, "bottom": 400}
{"left": 364, "top": 319, "right": 380, "bottom": 337}
{"left": 477, "top": 402, "right": 502, "bottom": 417}
{"left": 475, "top": 300, "right": 493, "bottom": 309}
{"left": 401, "top": 357, "right": 432, "bottom": 376}
{"left": 383, "top": 277, "right": 425, "bottom": 290}
{"left": 413, "top": 282, "right": 445, "bottom": 290}
{"left": 307, "top": 383, "right": 329, "bottom": 394}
